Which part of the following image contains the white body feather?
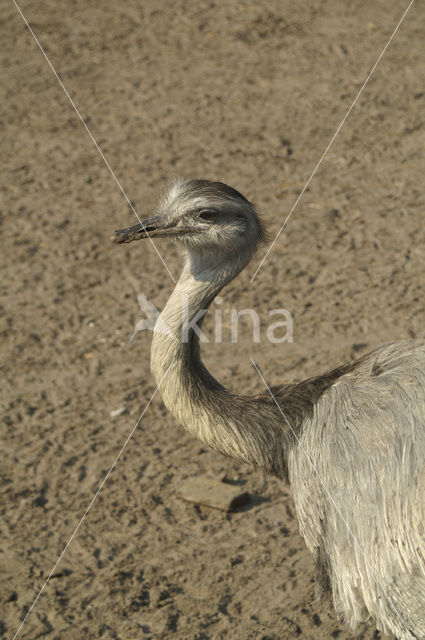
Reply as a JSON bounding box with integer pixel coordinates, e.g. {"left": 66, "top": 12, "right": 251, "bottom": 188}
{"left": 290, "top": 339, "right": 425, "bottom": 638}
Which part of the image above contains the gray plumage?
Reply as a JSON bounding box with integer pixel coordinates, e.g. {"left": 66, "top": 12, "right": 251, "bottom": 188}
{"left": 112, "top": 178, "right": 425, "bottom": 639}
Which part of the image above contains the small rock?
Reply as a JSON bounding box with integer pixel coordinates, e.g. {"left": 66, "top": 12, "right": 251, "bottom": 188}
{"left": 110, "top": 406, "right": 127, "bottom": 418}
{"left": 176, "top": 477, "right": 250, "bottom": 511}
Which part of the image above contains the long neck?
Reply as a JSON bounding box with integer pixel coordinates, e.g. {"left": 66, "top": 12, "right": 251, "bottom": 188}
{"left": 150, "top": 253, "right": 299, "bottom": 478}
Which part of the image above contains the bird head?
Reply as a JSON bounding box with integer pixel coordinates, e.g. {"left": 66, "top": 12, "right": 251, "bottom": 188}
{"left": 111, "top": 178, "right": 266, "bottom": 267}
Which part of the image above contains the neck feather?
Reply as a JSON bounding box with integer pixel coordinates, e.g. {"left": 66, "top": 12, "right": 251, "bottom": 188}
{"left": 150, "top": 252, "right": 303, "bottom": 478}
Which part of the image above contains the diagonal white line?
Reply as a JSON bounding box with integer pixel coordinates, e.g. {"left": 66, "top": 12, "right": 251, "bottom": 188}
{"left": 250, "top": 356, "right": 411, "bottom": 636}
{"left": 11, "top": 359, "right": 175, "bottom": 640}
{"left": 10, "top": 0, "right": 176, "bottom": 283}
{"left": 250, "top": 0, "right": 415, "bottom": 284}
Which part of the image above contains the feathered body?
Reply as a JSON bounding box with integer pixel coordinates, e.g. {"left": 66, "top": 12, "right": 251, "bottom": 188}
{"left": 291, "top": 339, "right": 425, "bottom": 638}
{"left": 113, "top": 178, "right": 425, "bottom": 639}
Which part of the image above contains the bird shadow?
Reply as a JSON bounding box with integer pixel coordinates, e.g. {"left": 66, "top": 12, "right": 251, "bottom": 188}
{"left": 232, "top": 492, "right": 271, "bottom": 513}
{"left": 221, "top": 477, "right": 271, "bottom": 512}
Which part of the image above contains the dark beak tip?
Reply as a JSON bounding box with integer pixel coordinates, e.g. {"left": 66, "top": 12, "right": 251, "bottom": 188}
{"left": 110, "top": 230, "right": 126, "bottom": 244}
{"left": 110, "top": 223, "right": 146, "bottom": 244}
{"left": 110, "top": 218, "right": 163, "bottom": 244}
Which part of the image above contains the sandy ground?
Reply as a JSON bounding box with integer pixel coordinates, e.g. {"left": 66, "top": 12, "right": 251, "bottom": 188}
{"left": 1, "top": 1, "right": 425, "bottom": 638}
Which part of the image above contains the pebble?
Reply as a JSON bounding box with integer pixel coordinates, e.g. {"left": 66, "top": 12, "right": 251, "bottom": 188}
{"left": 176, "top": 477, "right": 250, "bottom": 511}
{"left": 110, "top": 406, "right": 127, "bottom": 418}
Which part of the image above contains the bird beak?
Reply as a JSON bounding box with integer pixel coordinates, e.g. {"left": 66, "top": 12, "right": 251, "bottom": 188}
{"left": 111, "top": 216, "right": 164, "bottom": 244}
{"left": 110, "top": 215, "right": 197, "bottom": 244}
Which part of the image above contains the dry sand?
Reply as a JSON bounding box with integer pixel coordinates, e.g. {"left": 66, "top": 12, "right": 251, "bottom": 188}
{"left": 1, "top": 1, "right": 425, "bottom": 638}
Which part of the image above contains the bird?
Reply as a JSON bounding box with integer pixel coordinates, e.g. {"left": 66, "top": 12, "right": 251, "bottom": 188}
{"left": 112, "top": 178, "right": 425, "bottom": 640}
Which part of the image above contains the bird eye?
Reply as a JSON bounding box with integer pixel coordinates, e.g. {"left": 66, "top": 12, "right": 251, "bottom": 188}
{"left": 199, "top": 209, "right": 218, "bottom": 222}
